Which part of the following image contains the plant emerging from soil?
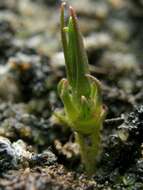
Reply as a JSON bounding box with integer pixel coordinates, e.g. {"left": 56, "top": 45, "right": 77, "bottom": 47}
{"left": 55, "top": 2, "right": 107, "bottom": 175}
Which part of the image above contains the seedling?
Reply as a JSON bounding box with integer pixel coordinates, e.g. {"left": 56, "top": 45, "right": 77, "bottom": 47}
{"left": 55, "top": 2, "right": 107, "bottom": 175}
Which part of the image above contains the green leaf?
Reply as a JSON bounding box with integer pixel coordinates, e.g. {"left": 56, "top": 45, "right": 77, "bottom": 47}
{"left": 68, "top": 8, "right": 90, "bottom": 98}
{"left": 61, "top": 4, "right": 91, "bottom": 98}
{"left": 61, "top": 3, "right": 72, "bottom": 85}
{"left": 80, "top": 96, "right": 91, "bottom": 119}
{"left": 58, "top": 3, "right": 107, "bottom": 175}
{"left": 58, "top": 79, "right": 79, "bottom": 121}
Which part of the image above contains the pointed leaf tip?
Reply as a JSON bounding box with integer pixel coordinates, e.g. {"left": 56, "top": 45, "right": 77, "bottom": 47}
{"left": 61, "top": 1, "right": 66, "bottom": 8}
{"left": 69, "top": 5, "right": 78, "bottom": 28}
{"left": 69, "top": 5, "right": 76, "bottom": 18}
{"left": 86, "top": 74, "right": 102, "bottom": 90}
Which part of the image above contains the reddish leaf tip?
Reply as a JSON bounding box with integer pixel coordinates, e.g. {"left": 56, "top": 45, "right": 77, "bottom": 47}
{"left": 69, "top": 5, "right": 77, "bottom": 18}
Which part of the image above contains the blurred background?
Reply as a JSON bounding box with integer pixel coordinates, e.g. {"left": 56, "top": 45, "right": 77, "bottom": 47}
{"left": 0, "top": 0, "right": 142, "bottom": 115}
{"left": 0, "top": 0, "right": 143, "bottom": 61}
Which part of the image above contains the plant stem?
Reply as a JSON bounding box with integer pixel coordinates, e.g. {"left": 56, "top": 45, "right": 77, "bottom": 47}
{"left": 75, "top": 124, "right": 102, "bottom": 175}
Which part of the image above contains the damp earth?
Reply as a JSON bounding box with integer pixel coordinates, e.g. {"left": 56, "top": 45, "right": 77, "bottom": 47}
{"left": 0, "top": 0, "right": 143, "bottom": 189}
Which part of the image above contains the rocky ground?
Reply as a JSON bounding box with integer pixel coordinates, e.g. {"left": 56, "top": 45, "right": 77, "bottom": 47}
{"left": 0, "top": 0, "right": 143, "bottom": 189}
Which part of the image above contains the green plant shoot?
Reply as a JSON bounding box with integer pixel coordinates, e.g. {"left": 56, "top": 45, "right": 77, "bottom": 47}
{"left": 55, "top": 2, "right": 107, "bottom": 175}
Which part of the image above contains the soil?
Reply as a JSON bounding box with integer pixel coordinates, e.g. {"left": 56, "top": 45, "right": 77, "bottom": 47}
{"left": 0, "top": 0, "right": 143, "bottom": 189}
